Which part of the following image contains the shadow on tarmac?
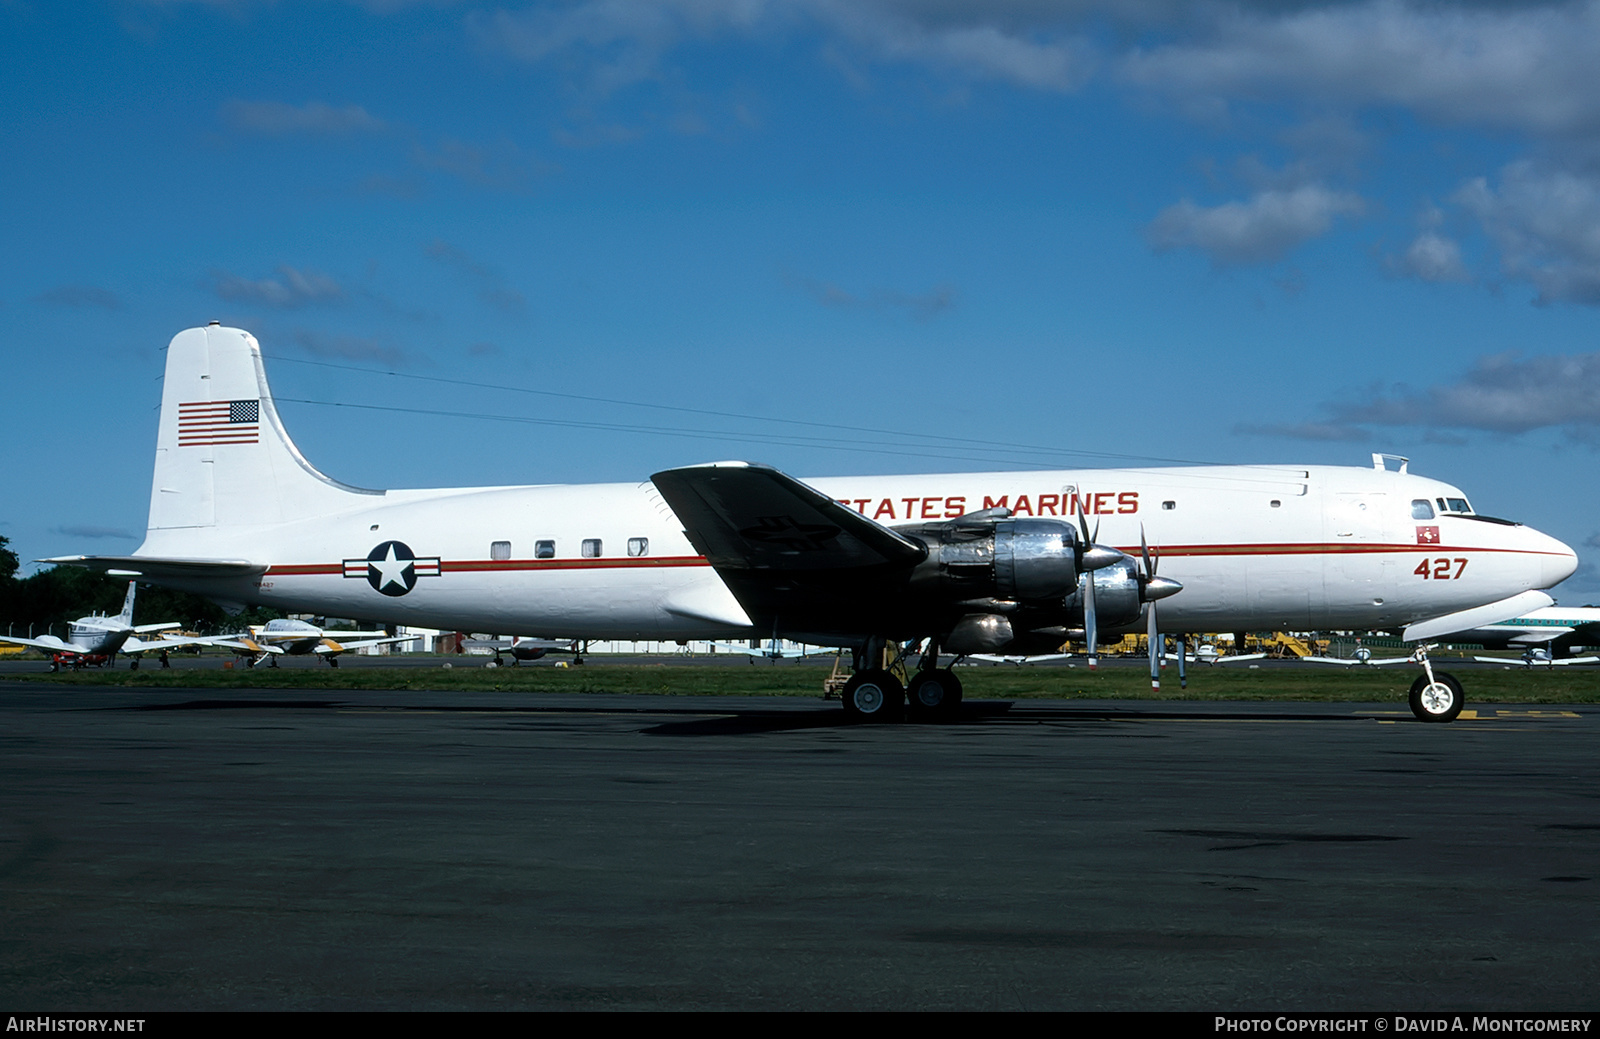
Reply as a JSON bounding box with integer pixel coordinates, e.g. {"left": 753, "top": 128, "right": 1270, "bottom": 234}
{"left": 99, "top": 695, "right": 1402, "bottom": 736}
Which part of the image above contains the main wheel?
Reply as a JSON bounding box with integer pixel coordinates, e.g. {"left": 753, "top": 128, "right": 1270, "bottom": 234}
{"left": 906, "top": 668, "right": 963, "bottom": 721}
{"left": 1409, "top": 672, "right": 1464, "bottom": 723}
{"left": 841, "top": 669, "right": 904, "bottom": 722}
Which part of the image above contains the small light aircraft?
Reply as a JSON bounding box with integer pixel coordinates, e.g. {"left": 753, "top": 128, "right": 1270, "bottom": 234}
{"left": 192, "top": 618, "right": 419, "bottom": 667}
{"left": 0, "top": 581, "right": 190, "bottom": 670}
{"left": 49, "top": 325, "right": 1580, "bottom": 722}
{"left": 1444, "top": 604, "right": 1600, "bottom": 666}
{"left": 1184, "top": 641, "right": 1266, "bottom": 666}
{"left": 474, "top": 636, "right": 581, "bottom": 666}
{"left": 710, "top": 637, "right": 819, "bottom": 661}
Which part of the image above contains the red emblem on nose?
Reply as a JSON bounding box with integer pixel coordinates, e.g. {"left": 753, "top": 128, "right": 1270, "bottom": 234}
{"left": 1416, "top": 526, "right": 1440, "bottom": 545}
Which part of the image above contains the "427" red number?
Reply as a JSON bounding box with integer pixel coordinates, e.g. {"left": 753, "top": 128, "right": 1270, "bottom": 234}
{"left": 1415, "top": 557, "right": 1468, "bottom": 579}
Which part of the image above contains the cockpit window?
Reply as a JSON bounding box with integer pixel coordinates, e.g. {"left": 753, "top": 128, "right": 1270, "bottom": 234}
{"left": 1411, "top": 499, "right": 1435, "bottom": 520}
{"left": 1435, "top": 497, "right": 1474, "bottom": 516}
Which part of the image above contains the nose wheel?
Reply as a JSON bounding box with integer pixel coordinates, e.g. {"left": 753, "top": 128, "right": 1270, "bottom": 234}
{"left": 1409, "top": 672, "right": 1464, "bottom": 723}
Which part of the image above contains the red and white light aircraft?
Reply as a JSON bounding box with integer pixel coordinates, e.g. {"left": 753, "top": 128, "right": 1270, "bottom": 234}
{"left": 50, "top": 325, "right": 1578, "bottom": 722}
{"left": 0, "top": 581, "right": 188, "bottom": 670}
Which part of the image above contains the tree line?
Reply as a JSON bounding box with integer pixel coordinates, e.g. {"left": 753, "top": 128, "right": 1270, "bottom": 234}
{"left": 0, "top": 535, "right": 283, "bottom": 637}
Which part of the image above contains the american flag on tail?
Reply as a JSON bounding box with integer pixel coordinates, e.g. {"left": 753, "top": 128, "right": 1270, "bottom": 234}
{"left": 178, "top": 400, "right": 259, "bottom": 446}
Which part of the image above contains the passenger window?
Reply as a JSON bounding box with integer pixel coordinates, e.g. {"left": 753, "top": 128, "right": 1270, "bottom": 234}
{"left": 1411, "top": 500, "right": 1435, "bottom": 520}
{"left": 581, "top": 539, "right": 602, "bottom": 558}
{"left": 535, "top": 540, "right": 555, "bottom": 559}
{"left": 491, "top": 541, "right": 511, "bottom": 561}
{"left": 627, "top": 537, "right": 649, "bottom": 557}
{"left": 1162, "top": 501, "right": 1176, "bottom": 511}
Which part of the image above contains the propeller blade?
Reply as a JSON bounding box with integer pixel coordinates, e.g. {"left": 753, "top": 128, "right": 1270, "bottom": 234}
{"left": 1083, "top": 569, "right": 1098, "bottom": 671}
{"left": 1147, "top": 597, "right": 1160, "bottom": 690}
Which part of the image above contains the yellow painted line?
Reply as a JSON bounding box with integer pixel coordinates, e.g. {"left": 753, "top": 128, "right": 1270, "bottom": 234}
{"left": 1496, "top": 709, "right": 1581, "bottom": 718}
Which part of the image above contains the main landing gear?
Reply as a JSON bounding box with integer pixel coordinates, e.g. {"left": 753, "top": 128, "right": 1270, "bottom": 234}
{"left": 839, "top": 637, "right": 963, "bottom": 723}
{"left": 1407, "top": 645, "right": 1464, "bottom": 723}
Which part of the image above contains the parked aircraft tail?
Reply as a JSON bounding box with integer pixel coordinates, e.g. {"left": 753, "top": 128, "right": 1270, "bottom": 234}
{"left": 147, "top": 324, "right": 381, "bottom": 534}
{"left": 116, "top": 580, "right": 136, "bottom": 626}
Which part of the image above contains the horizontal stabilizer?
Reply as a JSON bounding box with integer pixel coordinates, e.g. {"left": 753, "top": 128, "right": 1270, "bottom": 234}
{"left": 42, "top": 555, "right": 267, "bottom": 579}
{"left": 1403, "top": 590, "right": 1555, "bottom": 643}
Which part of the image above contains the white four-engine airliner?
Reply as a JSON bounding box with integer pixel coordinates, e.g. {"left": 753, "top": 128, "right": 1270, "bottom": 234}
{"left": 50, "top": 325, "right": 1578, "bottom": 723}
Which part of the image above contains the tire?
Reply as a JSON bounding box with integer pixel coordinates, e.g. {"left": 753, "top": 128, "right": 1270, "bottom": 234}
{"left": 906, "top": 668, "right": 963, "bottom": 721}
{"left": 1409, "top": 672, "right": 1464, "bottom": 723}
{"left": 841, "top": 669, "right": 904, "bottom": 722}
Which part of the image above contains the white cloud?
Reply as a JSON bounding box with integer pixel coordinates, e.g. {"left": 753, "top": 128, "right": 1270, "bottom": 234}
{"left": 1335, "top": 351, "right": 1600, "bottom": 434}
{"left": 223, "top": 100, "right": 387, "bottom": 136}
{"left": 1394, "top": 230, "right": 1470, "bottom": 283}
{"left": 31, "top": 285, "right": 122, "bottom": 310}
{"left": 212, "top": 267, "right": 346, "bottom": 308}
{"left": 424, "top": 239, "right": 528, "bottom": 313}
{"left": 471, "top": 0, "right": 1093, "bottom": 94}
{"left": 292, "top": 330, "right": 417, "bottom": 367}
{"left": 1120, "top": 1, "right": 1600, "bottom": 140}
{"left": 54, "top": 525, "right": 137, "bottom": 540}
{"left": 1456, "top": 161, "right": 1600, "bottom": 305}
{"left": 1146, "top": 183, "right": 1364, "bottom": 265}
{"left": 785, "top": 271, "right": 958, "bottom": 318}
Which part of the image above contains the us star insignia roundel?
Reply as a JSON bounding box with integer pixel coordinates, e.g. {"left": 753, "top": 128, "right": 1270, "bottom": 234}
{"left": 342, "top": 541, "right": 442, "bottom": 596}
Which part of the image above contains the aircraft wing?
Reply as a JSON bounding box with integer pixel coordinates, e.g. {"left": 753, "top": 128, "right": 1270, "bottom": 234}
{"left": 169, "top": 634, "right": 285, "bottom": 655}
{"left": 651, "top": 463, "right": 928, "bottom": 632}
{"left": 312, "top": 635, "right": 419, "bottom": 654}
{"left": 132, "top": 622, "right": 184, "bottom": 634}
{"left": 970, "top": 653, "right": 1073, "bottom": 665}
{"left": 1186, "top": 652, "right": 1267, "bottom": 664}
{"left": 0, "top": 634, "right": 89, "bottom": 653}
{"left": 41, "top": 555, "right": 267, "bottom": 578}
{"left": 651, "top": 463, "right": 926, "bottom": 571}
{"left": 1473, "top": 655, "right": 1600, "bottom": 666}
{"left": 1402, "top": 590, "right": 1555, "bottom": 643}
{"left": 1503, "top": 629, "right": 1572, "bottom": 645}
{"left": 1304, "top": 654, "right": 1415, "bottom": 666}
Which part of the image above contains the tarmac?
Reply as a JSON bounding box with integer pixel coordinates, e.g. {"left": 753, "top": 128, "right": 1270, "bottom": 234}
{"left": 1, "top": 677, "right": 1596, "bottom": 1011}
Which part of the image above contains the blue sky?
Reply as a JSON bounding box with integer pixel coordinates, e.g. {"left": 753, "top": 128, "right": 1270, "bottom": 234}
{"left": 4, "top": 0, "right": 1599, "bottom": 594}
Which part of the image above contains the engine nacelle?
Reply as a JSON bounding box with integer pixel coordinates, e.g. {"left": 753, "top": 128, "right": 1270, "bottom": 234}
{"left": 905, "top": 517, "right": 1082, "bottom": 605}
{"left": 1063, "top": 556, "right": 1144, "bottom": 630}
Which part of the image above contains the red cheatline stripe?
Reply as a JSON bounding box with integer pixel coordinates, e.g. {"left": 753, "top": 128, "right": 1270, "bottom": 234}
{"left": 444, "top": 556, "right": 710, "bottom": 572}
{"left": 264, "top": 543, "right": 1564, "bottom": 578}
{"left": 1113, "top": 542, "right": 1565, "bottom": 558}
{"left": 268, "top": 556, "right": 712, "bottom": 576}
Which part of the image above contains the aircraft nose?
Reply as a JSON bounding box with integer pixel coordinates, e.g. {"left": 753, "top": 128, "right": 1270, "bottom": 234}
{"left": 1539, "top": 532, "right": 1579, "bottom": 588}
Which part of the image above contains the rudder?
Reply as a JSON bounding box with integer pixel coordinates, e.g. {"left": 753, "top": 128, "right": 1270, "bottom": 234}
{"left": 147, "top": 324, "right": 380, "bottom": 533}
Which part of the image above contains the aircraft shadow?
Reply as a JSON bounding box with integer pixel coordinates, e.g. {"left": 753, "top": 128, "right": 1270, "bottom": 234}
{"left": 105, "top": 696, "right": 1396, "bottom": 736}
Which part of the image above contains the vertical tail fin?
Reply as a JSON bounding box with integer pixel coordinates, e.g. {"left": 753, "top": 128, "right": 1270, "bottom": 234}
{"left": 147, "top": 325, "right": 381, "bottom": 534}
{"left": 117, "top": 581, "right": 136, "bottom": 625}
